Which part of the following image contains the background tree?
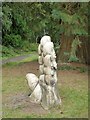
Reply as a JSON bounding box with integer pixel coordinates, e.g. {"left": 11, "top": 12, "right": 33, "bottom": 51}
{"left": 2, "top": 2, "right": 89, "bottom": 64}
{"left": 51, "top": 3, "right": 88, "bottom": 64}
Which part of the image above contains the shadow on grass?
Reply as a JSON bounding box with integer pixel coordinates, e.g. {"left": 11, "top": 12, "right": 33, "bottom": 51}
{"left": 58, "top": 65, "right": 88, "bottom": 73}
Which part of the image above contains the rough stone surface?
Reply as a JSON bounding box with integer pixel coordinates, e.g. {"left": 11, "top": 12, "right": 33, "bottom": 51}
{"left": 26, "top": 35, "right": 61, "bottom": 110}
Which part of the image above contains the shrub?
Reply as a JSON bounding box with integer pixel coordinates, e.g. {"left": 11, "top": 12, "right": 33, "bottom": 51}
{"left": 29, "top": 43, "right": 38, "bottom": 51}
{"left": 2, "top": 46, "right": 16, "bottom": 58}
{"left": 3, "top": 34, "right": 22, "bottom": 48}
{"left": 21, "top": 41, "right": 30, "bottom": 52}
{"left": 21, "top": 41, "right": 38, "bottom": 52}
{"left": 68, "top": 55, "right": 79, "bottom": 62}
{"left": 69, "top": 36, "right": 81, "bottom": 62}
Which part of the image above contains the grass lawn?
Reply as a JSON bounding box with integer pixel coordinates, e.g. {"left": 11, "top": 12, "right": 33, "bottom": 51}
{"left": 2, "top": 59, "right": 88, "bottom": 118}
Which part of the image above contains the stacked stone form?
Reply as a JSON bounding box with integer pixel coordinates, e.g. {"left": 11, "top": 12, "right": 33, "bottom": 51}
{"left": 38, "top": 35, "right": 61, "bottom": 109}
{"left": 26, "top": 35, "right": 61, "bottom": 110}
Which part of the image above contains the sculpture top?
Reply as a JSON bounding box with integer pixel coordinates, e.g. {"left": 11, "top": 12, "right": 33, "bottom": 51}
{"left": 40, "top": 35, "right": 51, "bottom": 46}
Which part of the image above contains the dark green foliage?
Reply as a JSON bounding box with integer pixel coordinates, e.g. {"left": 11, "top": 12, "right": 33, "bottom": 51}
{"left": 4, "top": 34, "right": 22, "bottom": 48}
{"left": 2, "top": 45, "right": 17, "bottom": 58}
{"left": 2, "top": 2, "right": 88, "bottom": 61}
{"left": 2, "top": 2, "right": 88, "bottom": 43}
{"left": 51, "top": 3, "right": 88, "bottom": 36}
{"left": 2, "top": 5, "right": 12, "bottom": 34}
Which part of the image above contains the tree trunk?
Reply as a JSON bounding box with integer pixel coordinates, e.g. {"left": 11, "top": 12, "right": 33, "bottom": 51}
{"left": 57, "top": 35, "right": 89, "bottom": 65}
{"left": 76, "top": 36, "right": 89, "bottom": 64}
{"left": 57, "top": 34, "right": 73, "bottom": 64}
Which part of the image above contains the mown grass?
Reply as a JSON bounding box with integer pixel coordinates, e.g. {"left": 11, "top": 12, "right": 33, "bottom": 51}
{"left": 2, "top": 59, "right": 88, "bottom": 118}
{"left": 2, "top": 75, "right": 88, "bottom": 118}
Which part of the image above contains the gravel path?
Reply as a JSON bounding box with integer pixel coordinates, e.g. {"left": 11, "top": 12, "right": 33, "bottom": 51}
{"left": 1, "top": 54, "right": 33, "bottom": 65}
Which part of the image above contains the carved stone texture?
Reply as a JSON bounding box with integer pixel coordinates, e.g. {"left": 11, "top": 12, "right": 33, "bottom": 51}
{"left": 26, "top": 35, "right": 61, "bottom": 110}
{"left": 38, "top": 35, "right": 61, "bottom": 109}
